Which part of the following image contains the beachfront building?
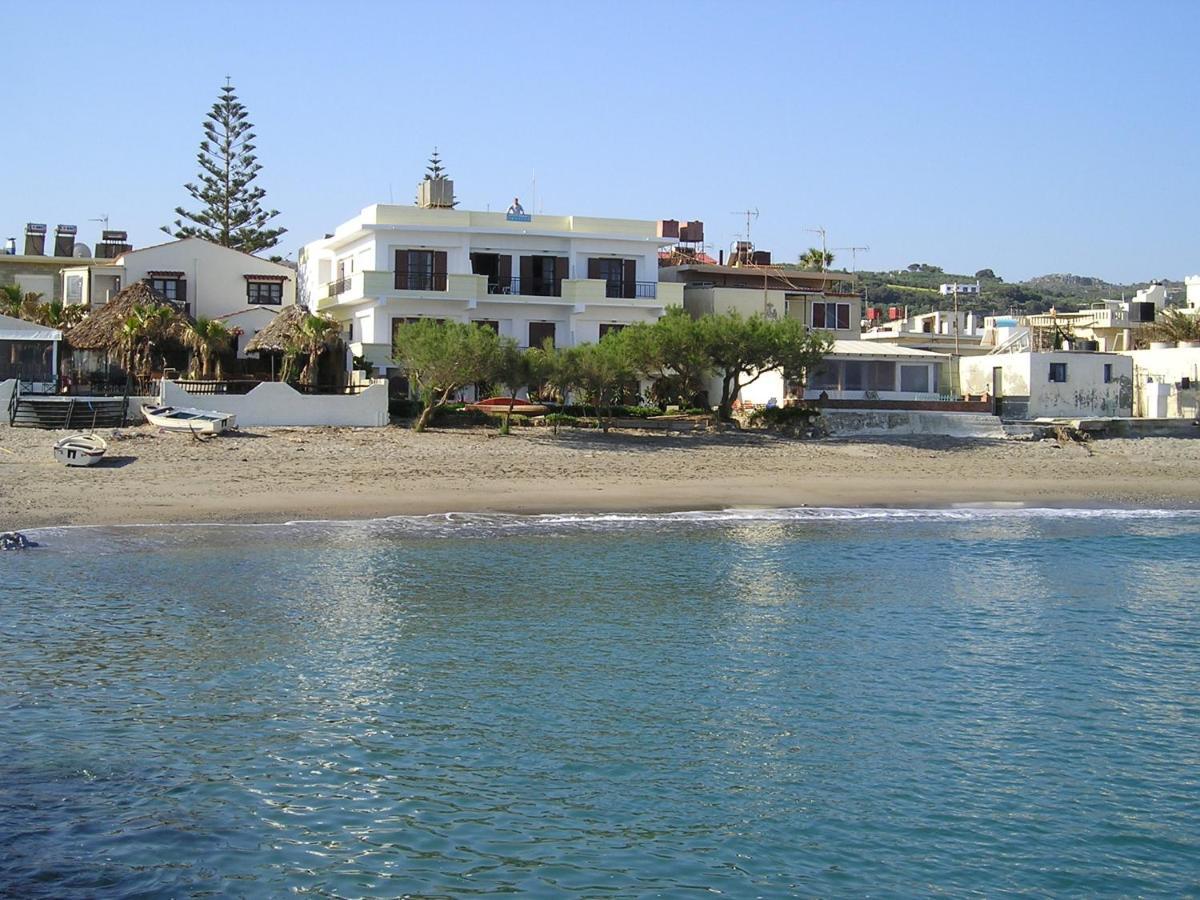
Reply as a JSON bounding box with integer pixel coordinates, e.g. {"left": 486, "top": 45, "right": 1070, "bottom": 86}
{"left": 1123, "top": 343, "right": 1200, "bottom": 418}
{"left": 960, "top": 351, "right": 1133, "bottom": 419}
{"left": 299, "top": 174, "right": 681, "bottom": 376}
{"left": 0, "top": 312, "right": 60, "bottom": 393}
{"left": 0, "top": 223, "right": 121, "bottom": 303}
{"left": 662, "top": 258, "right": 947, "bottom": 404}
{"left": 59, "top": 237, "right": 296, "bottom": 357}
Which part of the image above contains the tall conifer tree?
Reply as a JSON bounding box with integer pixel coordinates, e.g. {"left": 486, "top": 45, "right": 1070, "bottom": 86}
{"left": 163, "top": 80, "right": 286, "bottom": 254}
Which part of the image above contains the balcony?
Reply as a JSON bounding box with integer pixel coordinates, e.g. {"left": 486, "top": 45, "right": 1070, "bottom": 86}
{"left": 393, "top": 271, "right": 448, "bottom": 291}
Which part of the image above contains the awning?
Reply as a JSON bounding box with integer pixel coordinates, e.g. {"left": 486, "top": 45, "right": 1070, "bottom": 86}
{"left": 0, "top": 313, "right": 61, "bottom": 342}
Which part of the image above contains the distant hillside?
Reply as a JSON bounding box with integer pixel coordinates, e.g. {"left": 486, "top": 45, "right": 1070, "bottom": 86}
{"left": 830, "top": 266, "right": 1177, "bottom": 316}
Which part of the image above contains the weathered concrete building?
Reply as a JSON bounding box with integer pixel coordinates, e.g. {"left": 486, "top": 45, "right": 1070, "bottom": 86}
{"left": 960, "top": 351, "right": 1133, "bottom": 419}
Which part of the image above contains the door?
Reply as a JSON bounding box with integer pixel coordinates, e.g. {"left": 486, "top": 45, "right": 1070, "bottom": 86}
{"left": 992, "top": 366, "right": 1003, "bottom": 417}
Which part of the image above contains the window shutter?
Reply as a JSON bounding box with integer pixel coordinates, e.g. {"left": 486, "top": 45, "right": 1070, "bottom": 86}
{"left": 556, "top": 257, "right": 569, "bottom": 295}
{"left": 394, "top": 250, "right": 408, "bottom": 276}
{"left": 587, "top": 258, "right": 602, "bottom": 280}
{"left": 519, "top": 256, "right": 533, "bottom": 295}
{"left": 837, "top": 304, "right": 850, "bottom": 330}
{"left": 433, "top": 251, "right": 447, "bottom": 289}
{"left": 498, "top": 254, "right": 512, "bottom": 286}
{"left": 177, "top": 280, "right": 187, "bottom": 305}
{"left": 622, "top": 259, "right": 636, "bottom": 299}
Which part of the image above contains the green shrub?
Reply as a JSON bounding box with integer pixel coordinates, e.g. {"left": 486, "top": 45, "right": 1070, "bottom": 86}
{"left": 747, "top": 405, "right": 820, "bottom": 427}
{"left": 430, "top": 404, "right": 492, "bottom": 427}
{"left": 544, "top": 412, "right": 580, "bottom": 427}
{"left": 389, "top": 398, "right": 423, "bottom": 418}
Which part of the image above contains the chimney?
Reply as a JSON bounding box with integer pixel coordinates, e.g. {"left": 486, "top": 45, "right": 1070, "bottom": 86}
{"left": 54, "top": 224, "right": 77, "bottom": 257}
{"left": 24, "top": 223, "right": 46, "bottom": 256}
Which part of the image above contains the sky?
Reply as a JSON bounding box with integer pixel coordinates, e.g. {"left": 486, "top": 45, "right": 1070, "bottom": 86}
{"left": 3, "top": 0, "right": 1198, "bottom": 283}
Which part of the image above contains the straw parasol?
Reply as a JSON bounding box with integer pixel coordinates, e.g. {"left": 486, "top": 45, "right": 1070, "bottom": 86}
{"left": 243, "top": 304, "right": 315, "bottom": 354}
{"left": 64, "top": 281, "right": 190, "bottom": 351}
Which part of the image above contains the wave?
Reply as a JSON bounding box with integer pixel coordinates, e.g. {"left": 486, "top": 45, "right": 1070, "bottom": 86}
{"left": 19, "top": 504, "right": 1200, "bottom": 548}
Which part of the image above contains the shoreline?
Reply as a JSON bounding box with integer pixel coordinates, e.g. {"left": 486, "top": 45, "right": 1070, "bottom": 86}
{"left": 5, "top": 424, "right": 1200, "bottom": 531}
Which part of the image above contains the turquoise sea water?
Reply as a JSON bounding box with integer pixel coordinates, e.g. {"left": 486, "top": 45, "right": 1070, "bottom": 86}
{"left": 2, "top": 509, "right": 1200, "bottom": 897}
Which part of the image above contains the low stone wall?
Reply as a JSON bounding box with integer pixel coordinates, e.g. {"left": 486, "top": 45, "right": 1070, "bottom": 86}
{"left": 814, "top": 398, "right": 992, "bottom": 413}
{"left": 160, "top": 380, "right": 389, "bottom": 427}
{"left": 820, "top": 409, "right": 1007, "bottom": 439}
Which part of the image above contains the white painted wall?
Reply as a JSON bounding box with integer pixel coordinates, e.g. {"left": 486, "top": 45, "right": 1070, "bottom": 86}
{"left": 160, "top": 380, "right": 389, "bottom": 427}
{"left": 962, "top": 352, "right": 1131, "bottom": 418}
{"left": 1125, "top": 345, "right": 1200, "bottom": 417}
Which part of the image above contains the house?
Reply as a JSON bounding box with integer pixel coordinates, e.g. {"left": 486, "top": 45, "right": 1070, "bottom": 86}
{"left": 959, "top": 351, "right": 1133, "bottom": 419}
{"left": 0, "top": 223, "right": 116, "bottom": 302}
{"left": 1123, "top": 343, "right": 1200, "bottom": 418}
{"left": 298, "top": 170, "right": 682, "bottom": 376}
{"left": 663, "top": 256, "right": 947, "bottom": 405}
{"left": 59, "top": 237, "right": 296, "bottom": 357}
{"left": 938, "top": 281, "right": 980, "bottom": 296}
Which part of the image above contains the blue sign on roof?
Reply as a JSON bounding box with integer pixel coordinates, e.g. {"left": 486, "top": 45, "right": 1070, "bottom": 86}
{"left": 505, "top": 212, "right": 532, "bottom": 223}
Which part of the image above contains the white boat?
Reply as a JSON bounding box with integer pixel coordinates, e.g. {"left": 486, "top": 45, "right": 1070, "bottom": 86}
{"left": 53, "top": 433, "right": 108, "bottom": 467}
{"left": 141, "top": 405, "right": 237, "bottom": 435}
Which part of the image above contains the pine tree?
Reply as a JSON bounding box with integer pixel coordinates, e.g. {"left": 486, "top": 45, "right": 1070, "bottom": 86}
{"left": 162, "top": 80, "right": 286, "bottom": 254}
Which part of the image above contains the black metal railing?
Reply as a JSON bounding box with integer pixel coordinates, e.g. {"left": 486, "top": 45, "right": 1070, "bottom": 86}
{"left": 394, "top": 272, "right": 448, "bottom": 291}
{"left": 486, "top": 276, "right": 523, "bottom": 295}
{"left": 635, "top": 281, "right": 658, "bottom": 299}
{"left": 174, "top": 379, "right": 374, "bottom": 396}
{"left": 325, "top": 277, "right": 351, "bottom": 298}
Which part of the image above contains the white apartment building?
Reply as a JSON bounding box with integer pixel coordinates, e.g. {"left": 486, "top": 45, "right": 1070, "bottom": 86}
{"left": 60, "top": 237, "right": 297, "bottom": 357}
{"left": 299, "top": 190, "right": 682, "bottom": 374}
{"left": 938, "top": 281, "right": 980, "bottom": 296}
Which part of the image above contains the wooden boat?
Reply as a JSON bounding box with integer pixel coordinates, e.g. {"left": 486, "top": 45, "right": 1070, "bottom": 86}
{"left": 465, "top": 397, "right": 549, "bottom": 416}
{"left": 141, "top": 405, "right": 237, "bottom": 435}
{"left": 53, "top": 433, "right": 108, "bottom": 467}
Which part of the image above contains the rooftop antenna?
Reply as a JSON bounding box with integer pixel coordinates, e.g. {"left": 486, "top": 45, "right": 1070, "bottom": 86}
{"left": 89, "top": 214, "right": 109, "bottom": 232}
{"left": 804, "top": 226, "right": 828, "bottom": 271}
{"left": 832, "top": 244, "right": 870, "bottom": 272}
{"left": 730, "top": 208, "right": 759, "bottom": 243}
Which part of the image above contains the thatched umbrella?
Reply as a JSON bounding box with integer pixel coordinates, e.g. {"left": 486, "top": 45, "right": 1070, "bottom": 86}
{"left": 64, "top": 281, "right": 188, "bottom": 352}
{"left": 64, "top": 281, "right": 189, "bottom": 384}
{"left": 245, "top": 306, "right": 343, "bottom": 383}
{"left": 244, "top": 305, "right": 313, "bottom": 355}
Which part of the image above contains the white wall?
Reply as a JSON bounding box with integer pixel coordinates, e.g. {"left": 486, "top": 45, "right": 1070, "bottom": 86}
{"left": 962, "top": 352, "right": 1131, "bottom": 418}
{"left": 160, "top": 380, "right": 389, "bottom": 427}
{"left": 1126, "top": 346, "right": 1200, "bottom": 417}
{"left": 118, "top": 238, "right": 296, "bottom": 323}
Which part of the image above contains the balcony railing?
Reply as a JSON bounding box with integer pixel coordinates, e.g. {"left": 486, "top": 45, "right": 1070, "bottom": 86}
{"left": 486, "top": 276, "right": 523, "bottom": 295}
{"left": 330, "top": 277, "right": 351, "bottom": 296}
{"left": 602, "top": 280, "right": 659, "bottom": 299}
{"left": 394, "top": 271, "right": 448, "bottom": 291}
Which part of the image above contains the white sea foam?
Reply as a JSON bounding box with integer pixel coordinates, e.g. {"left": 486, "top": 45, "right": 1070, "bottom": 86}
{"left": 19, "top": 504, "right": 1200, "bottom": 547}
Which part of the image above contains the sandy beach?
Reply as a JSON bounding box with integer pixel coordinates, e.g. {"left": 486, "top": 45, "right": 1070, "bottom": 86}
{"left": 2, "top": 422, "right": 1199, "bottom": 530}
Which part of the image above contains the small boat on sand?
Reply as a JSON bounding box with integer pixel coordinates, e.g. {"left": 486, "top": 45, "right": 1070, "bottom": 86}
{"left": 141, "top": 405, "right": 237, "bottom": 435}
{"left": 465, "top": 397, "right": 549, "bottom": 416}
{"left": 53, "top": 433, "right": 108, "bottom": 467}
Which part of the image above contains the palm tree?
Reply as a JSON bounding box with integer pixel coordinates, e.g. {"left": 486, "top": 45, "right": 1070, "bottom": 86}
{"left": 799, "top": 247, "right": 835, "bottom": 271}
{"left": 32, "top": 300, "right": 85, "bottom": 330}
{"left": 121, "top": 304, "right": 183, "bottom": 378}
{"left": 1144, "top": 308, "right": 1200, "bottom": 345}
{"left": 0, "top": 284, "right": 45, "bottom": 320}
{"left": 290, "top": 314, "right": 343, "bottom": 387}
{"left": 181, "top": 317, "right": 234, "bottom": 379}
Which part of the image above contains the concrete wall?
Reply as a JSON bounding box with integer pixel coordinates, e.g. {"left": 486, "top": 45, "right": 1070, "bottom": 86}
{"left": 961, "top": 351, "right": 1132, "bottom": 418}
{"left": 1126, "top": 345, "right": 1200, "bottom": 418}
{"left": 160, "top": 380, "right": 389, "bottom": 427}
{"left": 821, "top": 409, "right": 1006, "bottom": 439}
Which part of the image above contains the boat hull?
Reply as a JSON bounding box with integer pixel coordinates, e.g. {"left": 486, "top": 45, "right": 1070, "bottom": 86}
{"left": 141, "top": 405, "right": 236, "bottom": 435}
{"left": 53, "top": 433, "right": 108, "bottom": 467}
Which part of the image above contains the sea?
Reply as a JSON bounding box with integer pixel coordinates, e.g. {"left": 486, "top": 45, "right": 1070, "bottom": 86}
{"left": 2, "top": 508, "right": 1199, "bottom": 897}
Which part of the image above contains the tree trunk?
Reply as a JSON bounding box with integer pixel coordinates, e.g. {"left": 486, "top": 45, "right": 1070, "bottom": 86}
{"left": 414, "top": 386, "right": 455, "bottom": 433}
{"left": 717, "top": 371, "right": 739, "bottom": 421}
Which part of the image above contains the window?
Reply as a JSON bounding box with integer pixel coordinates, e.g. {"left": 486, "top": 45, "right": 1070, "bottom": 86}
{"left": 528, "top": 321, "right": 556, "bottom": 348}
{"left": 408, "top": 250, "right": 434, "bottom": 290}
{"left": 151, "top": 277, "right": 182, "bottom": 302}
{"left": 594, "top": 258, "right": 625, "bottom": 298}
{"left": 247, "top": 281, "right": 283, "bottom": 305}
{"left": 531, "top": 256, "right": 558, "bottom": 296}
{"left": 900, "top": 364, "right": 931, "bottom": 393}
{"left": 811, "top": 301, "right": 851, "bottom": 330}
{"left": 395, "top": 249, "right": 447, "bottom": 290}
{"left": 1103, "top": 363, "right": 1113, "bottom": 383}
{"left": 599, "top": 323, "right": 626, "bottom": 339}
{"left": 1049, "top": 363, "right": 1068, "bottom": 383}
{"left": 807, "top": 363, "right": 839, "bottom": 391}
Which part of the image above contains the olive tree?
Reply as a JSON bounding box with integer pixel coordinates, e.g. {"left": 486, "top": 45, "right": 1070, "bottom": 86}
{"left": 392, "top": 319, "right": 504, "bottom": 432}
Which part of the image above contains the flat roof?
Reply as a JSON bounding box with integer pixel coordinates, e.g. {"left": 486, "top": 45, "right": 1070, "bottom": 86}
{"left": 664, "top": 263, "right": 854, "bottom": 284}
{"left": 829, "top": 339, "right": 948, "bottom": 359}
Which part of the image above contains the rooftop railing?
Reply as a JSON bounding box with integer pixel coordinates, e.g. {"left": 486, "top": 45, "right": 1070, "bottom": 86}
{"left": 394, "top": 272, "right": 448, "bottom": 291}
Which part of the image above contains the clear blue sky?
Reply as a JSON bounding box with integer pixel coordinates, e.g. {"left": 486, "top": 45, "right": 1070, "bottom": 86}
{"left": 4, "top": 0, "right": 1197, "bottom": 283}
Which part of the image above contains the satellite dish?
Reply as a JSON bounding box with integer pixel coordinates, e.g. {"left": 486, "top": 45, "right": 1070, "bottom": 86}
{"left": 72, "top": 243, "right": 92, "bottom": 258}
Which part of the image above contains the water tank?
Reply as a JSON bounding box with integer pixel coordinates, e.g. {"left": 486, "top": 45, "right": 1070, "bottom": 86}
{"left": 1129, "top": 301, "right": 1156, "bottom": 323}
{"left": 866, "top": 307, "right": 880, "bottom": 321}
{"left": 1071, "top": 339, "right": 1099, "bottom": 352}
{"left": 888, "top": 306, "right": 901, "bottom": 320}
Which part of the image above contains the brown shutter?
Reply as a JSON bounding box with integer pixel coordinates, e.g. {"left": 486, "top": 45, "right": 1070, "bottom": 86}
{"left": 469, "top": 252, "right": 481, "bottom": 274}
{"left": 519, "top": 256, "right": 533, "bottom": 295}
{"left": 433, "top": 251, "right": 447, "bottom": 290}
{"left": 556, "top": 257, "right": 569, "bottom": 296}
{"left": 394, "top": 250, "right": 408, "bottom": 289}
{"left": 587, "top": 258, "right": 602, "bottom": 279}
{"left": 177, "top": 279, "right": 187, "bottom": 306}
{"left": 622, "top": 259, "right": 636, "bottom": 299}
{"left": 498, "top": 254, "right": 512, "bottom": 288}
